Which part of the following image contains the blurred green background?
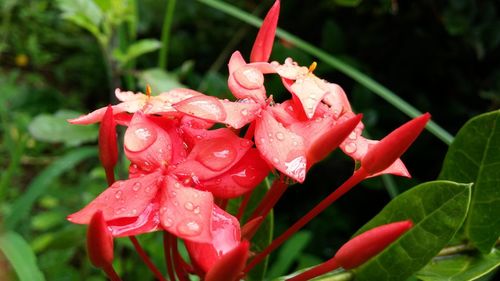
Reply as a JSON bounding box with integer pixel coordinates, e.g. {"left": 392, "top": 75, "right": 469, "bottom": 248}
{"left": 1, "top": 0, "right": 498, "bottom": 280}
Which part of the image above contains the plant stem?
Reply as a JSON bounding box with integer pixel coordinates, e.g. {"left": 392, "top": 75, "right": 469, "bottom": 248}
{"left": 102, "top": 264, "right": 122, "bottom": 281}
{"left": 196, "top": 0, "right": 454, "bottom": 145}
{"left": 159, "top": 0, "right": 177, "bottom": 70}
{"left": 286, "top": 259, "right": 340, "bottom": 281}
{"left": 163, "top": 232, "right": 177, "bottom": 281}
{"left": 129, "top": 236, "right": 166, "bottom": 281}
{"left": 245, "top": 168, "right": 368, "bottom": 273}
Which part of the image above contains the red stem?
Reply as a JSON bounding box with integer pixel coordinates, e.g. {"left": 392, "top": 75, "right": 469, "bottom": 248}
{"left": 129, "top": 236, "right": 167, "bottom": 281}
{"left": 249, "top": 176, "right": 287, "bottom": 221}
{"left": 236, "top": 192, "right": 252, "bottom": 220}
{"left": 170, "top": 235, "right": 190, "bottom": 281}
{"left": 163, "top": 232, "right": 176, "bottom": 281}
{"left": 102, "top": 264, "right": 122, "bottom": 281}
{"left": 244, "top": 168, "right": 368, "bottom": 273}
{"left": 104, "top": 168, "right": 115, "bottom": 186}
{"left": 286, "top": 259, "right": 340, "bottom": 281}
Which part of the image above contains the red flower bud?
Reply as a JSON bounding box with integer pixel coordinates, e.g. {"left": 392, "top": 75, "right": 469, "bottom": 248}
{"left": 361, "top": 113, "right": 430, "bottom": 176}
{"left": 250, "top": 0, "right": 280, "bottom": 62}
{"left": 334, "top": 220, "right": 413, "bottom": 269}
{"left": 205, "top": 241, "right": 250, "bottom": 281}
{"left": 99, "top": 105, "right": 118, "bottom": 185}
{"left": 87, "top": 210, "right": 114, "bottom": 268}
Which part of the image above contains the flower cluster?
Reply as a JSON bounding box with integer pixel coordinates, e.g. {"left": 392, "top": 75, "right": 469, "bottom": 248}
{"left": 68, "top": 1, "right": 430, "bottom": 280}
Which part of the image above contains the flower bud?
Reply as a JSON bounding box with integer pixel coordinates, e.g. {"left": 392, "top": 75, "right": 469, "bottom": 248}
{"left": 99, "top": 105, "right": 118, "bottom": 185}
{"left": 205, "top": 241, "right": 250, "bottom": 281}
{"left": 87, "top": 210, "right": 114, "bottom": 268}
{"left": 334, "top": 220, "right": 413, "bottom": 269}
{"left": 250, "top": 0, "right": 280, "bottom": 62}
{"left": 361, "top": 113, "right": 430, "bottom": 176}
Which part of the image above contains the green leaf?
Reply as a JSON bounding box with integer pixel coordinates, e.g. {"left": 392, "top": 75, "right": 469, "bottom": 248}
{"left": 113, "top": 39, "right": 161, "bottom": 67}
{"left": 4, "top": 147, "right": 97, "bottom": 230}
{"left": 28, "top": 110, "right": 98, "bottom": 146}
{"left": 0, "top": 231, "right": 45, "bottom": 281}
{"left": 416, "top": 250, "right": 500, "bottom": 281}
{"left": 267, "top": 231, "right": 312, "bottom": 278}
{"left": 353, "top": 181, "right": 472, "bottom": 281}
{"left": 57, "top": 0, "right": 103, "bottom": 40}
{"left": 334, "top": 0, "right": 363, "bottom": 7}
{"left": 137, "top": 68, "right": 184, "bottom": 93}
{"left": 439, "top": 110, "right": 500, "bottom": 253}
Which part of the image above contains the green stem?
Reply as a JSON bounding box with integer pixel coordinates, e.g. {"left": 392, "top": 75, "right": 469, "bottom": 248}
{"left": 381, "top": 174, "right": 399, "bottom": 199}
{"left": 158, "top": 0, "right": 177, "bottom": 70}
{"left": 196, "top": 0, "right": 454, "bottom": 145}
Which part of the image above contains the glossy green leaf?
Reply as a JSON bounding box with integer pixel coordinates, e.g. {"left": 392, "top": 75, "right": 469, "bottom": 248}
{"left": 0, "top": 231, "right": 45, "bottom": 281}
{"left": 137, "top": 68, "right": 184, "bottom": 93}
{"left": 57, "top": 0, "right": 103, "bottom": 40}
{"left": 4, "top": 147, "right": 97, "bottom": 230}
{"left": 352, "top": 181, "right": 472, "bottom": 281}
{"left": 113, "top": 39, "right": 161, "bottom": 66}
{"left": 416, "top": 249, "right": 500, "bottom": 281}
{"left": 28, "top": 110, "right": 98, "bottom": 146}
{"left": 439, "top": 110, "right": 500, "bottom": 253}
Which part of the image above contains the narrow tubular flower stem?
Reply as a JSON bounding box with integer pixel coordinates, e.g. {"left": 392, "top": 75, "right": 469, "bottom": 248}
{"left": 249, "top": 176, "right": 287, "bottom": 221}
{"left": 102, "top": 264, "right": 122, "bottom": 281}
{"left": 163, "top": 232, "right": 177, "bottom": 281}
{"left": 244, "top": 168, "right": 368, "bottom": 273}
{"left": 172, "top": 236, "right": 194, "bottom": 274}
{"left": 286, "top": 259, "right": 340, "bottom": 281}
{"left": 236, "top": 192, "right": 252, "bottom": 220}
{"left": 170, "top": 235, "right": 189, "bottom": 281}
{"left": 129, "top": 236, "right": 167, "bottom": 281}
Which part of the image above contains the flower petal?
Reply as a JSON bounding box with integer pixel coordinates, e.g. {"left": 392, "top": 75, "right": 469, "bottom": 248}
{"left": 289, "top": 75, "right": 328, "bottom": 119}
{"left": 323, "top": 83, "right": 352, "bottom": 118}
{"left": 67, "top": 171, "right": 162, "bottom": 225}
{"left": 255, "top": 109, "right": 307, "bottom": 182}
{"left": 173, "top": 95, "right": 227, "bottom": 122}
{"left": 124, "top": 112, "right": 173, "bottom": 172}
{"left": 200, "top": 148, "right": 270, "bottom": 198}
{"left": 173, "top": 129, "right": 253, "bottom": 181}
{"left": 220, "top": 99, "right": 260, "bottom": 129}
{"left": 160, "top": 177, "right": 214, "bottom": 243}
{"left": 185, "top": 206, "right": 241, "bottom": 273}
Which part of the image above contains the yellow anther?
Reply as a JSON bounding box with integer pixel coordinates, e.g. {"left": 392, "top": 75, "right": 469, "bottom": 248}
{"left": 308, "top": 61, "right": 317, "bottom": 73}
{"left": 146, "top": 84, "right": 152, "bottom": 99}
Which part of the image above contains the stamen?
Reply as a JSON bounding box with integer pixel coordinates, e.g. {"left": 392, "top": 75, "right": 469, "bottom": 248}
{"left": 308, "top": 61, "right": 317, "bottom": 73}
{"left": 146, "top": 84, "right": 152, "bottom": 99}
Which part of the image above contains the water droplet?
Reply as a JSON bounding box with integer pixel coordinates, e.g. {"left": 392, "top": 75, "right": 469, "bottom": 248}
{"left": 170, "top": 191, "right": 177, "bottom": 197}
{"left": 184, "top": 201, "right": 194, "bottom": 211}
{"left": 173, "top": 200, "right": 179, "bottom": 206}
{"left": 124, "top": 124, "right": 157, "bottom": 152}
{"left": 196, "top": 138, "right": 237, "bottom": 171}
{"left": 193, "top": 206, "right": 201, "bottom": 214}
{"left": 348, "top": 132, "right": 357, "bottom": 140}
{"left": 164, "top": 217, "right": 174, "bottom": 228}
{"left": 234, "top": 66, "right": 264, "bottom": 89}
{"left": 177, "top": 220, "right": 202, "bottom": 236}
{"left": 272, "top": 157, "right": 280, "bottom": 164}
{"left": 114, "top": 190, "right": 122, "bottom": 199}
{"left": 130, "top": 209, "right": 137, "bottom": 215}
{"left": 293, "top": 141, "right": 298, "bottom": 146}
{"left": 276, "top": 132, "right": 285, "bottom": 141}
{"left": 240, "top": 108, "right": 248, "bottom": 116}
{"left": 345, "top": 142, "right": 357, "bottom": 153}
{"left": 145, "top": 186, "right": 152, "bottom": 193}
{"left": 174, "top": 182, "right": 181, "bottom": 189}
{"left": 114, "top": 207, "right": 126, "bottom": 215}
{"left": 240, "top": 139, "right": 252, "bottom": 148}
{"left": 132, "top": 182, "right": 141, "bottom": 191}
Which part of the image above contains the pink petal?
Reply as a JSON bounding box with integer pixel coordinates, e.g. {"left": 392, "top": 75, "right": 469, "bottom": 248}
{"left": 289, "top": 76, "right": 328, "bottom": 119}
{"left": 200, "top": 149, "right": 270, "bottom": 198}
{"left": 271, "top": 58, "right": 308, "bottom": 80}
{"left": 147, "top": 88, "right": 203, "bottom": 115}
{"left": 67, "top": 172, "right": 162, "bottom": 225}
{"left": 173, "top": 95, "right": 227, "bottom": 122}
{"left": 220, "top": 99, "right": 260, "bottom": 129}
{"left": 107, "top": 200, "right": 162, "bottom": 237}
{"left": 270, "top": 99, "right": 304, "bottom": 126}
{"left": 254, "top": 109, "right": 307, "bottom": 182}
{"left": 323, "top": 83, "right": 352, "bottom": 118}
{"left": 228, "top": 51, "right": 247, "bottom": 74}
{"left": 185, "top": 206, "right": 241, "bottom": 273}
{"left": 250, "top": 0, "right": 280, "bottom": 62}
{"left": 160, "top": 177, "right": 214, "bottom": 243}
{"left": 124, "top": 112, "right": 172, "bottom": 172}
{"left": 173, "top": 129, "right": 253, "bottom": 181}
{"left": 228, "top": 52, "right": 267, "bottom": 103}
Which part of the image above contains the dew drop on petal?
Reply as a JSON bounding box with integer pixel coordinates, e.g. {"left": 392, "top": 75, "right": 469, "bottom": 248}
{"left": 276, "top": 132, "right": 285, "bottom": 141}
{"left": 132, "top": 182, "right": 141, "bottom": 191}
{"left": 114, "top": 190, "right": 122, "bottom": 199}
{"left": 193, "top": 206, "right": 201, "bottom": 214}
{"left": 184, "top": 201, "right": 194, "bottom": 211}
{"left": 114, "top": 207, "right": 126, "bottom": 215}
{"left": 348, "top": 132, "right": 357, "bottom": 140}
{"left": 130, "top": 209, "right": 137, "bottom": 215}
{"left": 345, "top": 142, "right": 357, "bottom": 154}
{"left": 164, "top": 217, "right": 174, "bottom": 228}
{"left": 124, "top": 124, "right": 157, "bottom": 152}
{"left": 272, "top": 157, "right": 280, "bottom": 164}
{"left": 196, "top": 139, "right": 237, "bottom": 171}
{"left": 177, "top": 220, "right": 202, "bottom": 237}
{"left": 145, "top": 186, "right": 152, "bottom": 193}
{"left": 241, "top": 108, "right": 248, "bottom": 116}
